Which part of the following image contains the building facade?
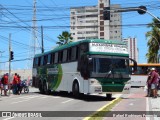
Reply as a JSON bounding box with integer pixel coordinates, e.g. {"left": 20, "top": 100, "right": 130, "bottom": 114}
{"left": 0, "top": 69, "right": 32, "bottom": 80}
{"left": 123, "top": 37, "right": 139, "bottom": 63}
{"left": 70, "top": 0, "right": 122, "bottom": 41}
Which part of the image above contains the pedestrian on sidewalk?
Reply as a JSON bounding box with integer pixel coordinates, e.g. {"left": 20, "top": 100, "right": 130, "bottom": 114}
{"left": 3, "top": 73, "right": 9, "bottom": 96}
{"left": 17, "top": 75, "right": 21, "bottom": 95}
{"left": 149, "top": 68, "right": 159, "bottom": 98}
{"left": 146, "top": 68, "right": 152, "bottom": 97}
{"left": 0, "top": 75, "right": 4, "bottom": 95}
{"left": 12, "top": 73, "right": 18, "bottom": 95}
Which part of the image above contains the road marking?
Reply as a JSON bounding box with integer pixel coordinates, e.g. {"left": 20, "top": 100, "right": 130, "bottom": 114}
{"left": 38, "top": 96, "right": 49, "bottom": 99}
{"left": 62, "top": 99, "right": 74, "bottom": 104}
{"left": 146, "top": 97, "right": 150, "bottom": 120}
{"left": 11, "top": 99, "right": 30, "bottom": 104}
{"left": 2, "top": 117, "right": 15, "bottom": 120}
{"left": 129, "top": 103, "right": 133, "bottom": 106}
{"left": 52, "top": 96, "right": 60, "bottom": 98}
{"left": 83, "top": 97, "right": 120, "bottom": 120}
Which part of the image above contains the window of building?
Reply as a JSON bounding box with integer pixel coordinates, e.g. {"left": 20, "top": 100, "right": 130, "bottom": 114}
{"left": 100, "top": 10, "right": 103, "bottom": 14}
{"left": 100, "top": 16, "right": 103, "bottom": 20}
{"left": 100, "top": 32, "right": 104, "bottom": 36}
{"left": 100, "top": 3, "right": 104, "bottom": 8}
{"left": 100, "top": 21, "right": 104, "bottom": 25}
{"left": 100, "top": 27, "right": 104, "bottom": 31}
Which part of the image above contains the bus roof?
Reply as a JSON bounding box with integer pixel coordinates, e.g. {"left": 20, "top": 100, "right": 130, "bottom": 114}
{"left": 130, "top": 63, "right": 160, "bottom": 67}
{"left": 34, "top": 39, "right": 127, "bottom": 57}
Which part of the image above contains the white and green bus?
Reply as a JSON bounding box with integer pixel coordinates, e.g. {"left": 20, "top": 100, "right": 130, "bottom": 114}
{"left": 32, "top": 39, "right": 137, "bottom": 98}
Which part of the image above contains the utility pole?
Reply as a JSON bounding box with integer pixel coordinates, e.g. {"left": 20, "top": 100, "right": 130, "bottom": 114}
{"left": 9, "top": 33, "right": 11, "bottom": 96}
{"left": 41, "top": 26, "right": 44, "bottom": 53}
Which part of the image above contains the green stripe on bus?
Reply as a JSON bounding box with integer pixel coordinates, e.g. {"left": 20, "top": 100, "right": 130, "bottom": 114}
{"left": 53, "top": 64, "right": 62, "bottom": 90}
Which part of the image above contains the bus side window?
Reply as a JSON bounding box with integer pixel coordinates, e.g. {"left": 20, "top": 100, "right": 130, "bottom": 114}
{"left": 79, "top": 43, "right": 88, "bottom": 56}
{"left": 44, "top": 55, "right": 48, "bottom": 65}
{"left": 38, "top": 57, "right": 41, "bottom": 66}
{"left": 40, "top": 56, "right": 44, "bottom": 66}
{"left": 51, "top": 53, "right": 55, "bottom": 64}
{"left": 62, "top": 49, "right": 67, "bottom": 62}
{"left": 58, "top": 51, "right": 63, "bottom": 63}
{"left": 71, "top": 46, "right": 77, "bottom": 61}
{"left": 33, "top": 58, "right": 37, "bottom": 67}
{"left": 67, "top": 48, "right": 71, "bottom": 61}
{"left": 54, "top": 52, "right": 58, "bottom": 64}
{"left": 47, "top": 54, "right": 51, "bottom": 65}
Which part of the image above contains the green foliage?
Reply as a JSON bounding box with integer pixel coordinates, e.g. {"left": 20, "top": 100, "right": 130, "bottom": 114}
{"left": 56, "top": 31, "right": 73, "bottom": 46}
{"left": 146, "top": 18, "right": 160, "bottom": 63}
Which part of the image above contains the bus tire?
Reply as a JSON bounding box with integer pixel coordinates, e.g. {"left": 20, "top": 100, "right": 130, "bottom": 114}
{"left": 24, "top": 86, "right": 29, "bottom": 93}
{"left": 43, "top": 82, "right": 49, "bottom": 95}
{"left": 43, "top": 82, "right": 51, "bottom": 95}
{"left": 106, "top": 93, "right": 112, "bottom": 99}
{"left": 72, "top": 81, "right": 80, "bottom": 98}
{"left": 39, "top": 81, "right": 43, "bottom": 94}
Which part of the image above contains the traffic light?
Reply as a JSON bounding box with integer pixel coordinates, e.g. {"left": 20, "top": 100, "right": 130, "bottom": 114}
{"left": 10, "top": 51, "right": 14, "bottom": 60}
{"left": 103, "top": 7, "right": 110, "bottom": 20}
{"left": 138, "top": 6, "right": 147, "bottom": 15}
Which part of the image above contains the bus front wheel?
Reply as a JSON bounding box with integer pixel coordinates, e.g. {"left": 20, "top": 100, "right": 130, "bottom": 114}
{"left": 72, "top": 82, "right": 80, "bottom": 98}
{"left": 106, "top": 93, "right": 112, "bottom": 99}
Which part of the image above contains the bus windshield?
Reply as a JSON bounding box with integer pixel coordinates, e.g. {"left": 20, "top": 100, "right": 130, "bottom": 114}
{"left": 91, "top": 56, "right": 130, "bottom": 76}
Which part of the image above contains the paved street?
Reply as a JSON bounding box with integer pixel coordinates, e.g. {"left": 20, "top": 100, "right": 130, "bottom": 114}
{"left": 0, "top": 87, "right": 117, "bottom": 120}
{"left": 1, "top": 87, "right": 160, "bottom": 120}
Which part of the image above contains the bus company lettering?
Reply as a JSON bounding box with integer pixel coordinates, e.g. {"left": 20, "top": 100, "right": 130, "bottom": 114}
{"left": 47, "top": 68, "right": 58, "bottom": 74}
{"left": 89, "top": 43, "right": 128, "bottom": 54}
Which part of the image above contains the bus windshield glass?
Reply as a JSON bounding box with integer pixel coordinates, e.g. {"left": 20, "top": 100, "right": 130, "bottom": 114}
{"left": 91, "top": 56, "right": 130, "bottom": 75}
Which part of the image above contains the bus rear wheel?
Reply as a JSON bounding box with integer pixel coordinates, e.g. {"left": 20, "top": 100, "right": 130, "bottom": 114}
{"left": 72, "top": 82, "right": 80, "bottom": 98}
{"left": 43, "top": 82, "right": 50, "bottom": 95}
{"left": 39, "top": 82, "right": 44, "bottom": 94}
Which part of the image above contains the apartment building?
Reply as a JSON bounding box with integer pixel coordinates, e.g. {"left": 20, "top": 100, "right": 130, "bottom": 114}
{"left": 70, "top": 0, "right": 122, "bottom": 41}
{"left": 123, "top": 37, "right": 139, "bottom": 63}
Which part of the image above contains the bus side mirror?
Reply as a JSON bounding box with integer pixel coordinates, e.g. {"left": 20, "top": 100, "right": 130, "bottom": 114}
{"left": 88, "top": 57, "right": 93, "bottom": 71}
{"left": 129, "top": 58, "right": 137, "bottom": 72}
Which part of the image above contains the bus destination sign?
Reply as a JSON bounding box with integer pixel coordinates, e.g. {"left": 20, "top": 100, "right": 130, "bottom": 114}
{"left": 89, "top": 43, "right": 128, "bottom": 54}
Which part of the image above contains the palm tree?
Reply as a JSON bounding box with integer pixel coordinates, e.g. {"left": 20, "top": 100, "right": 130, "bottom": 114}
{"left": 146, "top": 18, "right": 160, "bottom": 63}
{"left": 56, "top": 31, "right": 73, "bottom": 46}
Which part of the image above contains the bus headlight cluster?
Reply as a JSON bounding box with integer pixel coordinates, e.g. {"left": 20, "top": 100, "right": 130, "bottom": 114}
{"left": 90, "top": 79, "right": 100, "bottom": 84}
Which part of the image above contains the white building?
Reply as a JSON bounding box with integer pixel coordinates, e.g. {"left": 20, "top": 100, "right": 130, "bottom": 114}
{"left": 70, "top": 0, "right": 122, "bottom": 41}
{"left": 123, "top": 37, "right": 139, "bottom": 63}
{"left": 0, "top": 69, "right": 32, "bottom": 80}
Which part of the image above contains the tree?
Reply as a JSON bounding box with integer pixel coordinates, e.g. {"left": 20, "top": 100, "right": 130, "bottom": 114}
{"left": 146, "top": 18, "right": 160, "bottom": 63}
{"left": 56, "top": 31, "right": 73, "bottom": 46}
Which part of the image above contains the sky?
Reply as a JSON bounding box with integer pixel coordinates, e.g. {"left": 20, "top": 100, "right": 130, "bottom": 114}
{"left": 0, "top": 0, "right": 159, "bottom": 70}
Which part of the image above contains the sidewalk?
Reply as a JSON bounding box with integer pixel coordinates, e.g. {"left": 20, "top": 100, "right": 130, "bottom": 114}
{"left": 103, "top": 87, "right": 160, "bottom": 120}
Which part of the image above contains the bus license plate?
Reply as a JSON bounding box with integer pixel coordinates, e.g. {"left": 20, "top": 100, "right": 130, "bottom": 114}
{"left": 95, "top": 87, "right": 102, "bottom": 92}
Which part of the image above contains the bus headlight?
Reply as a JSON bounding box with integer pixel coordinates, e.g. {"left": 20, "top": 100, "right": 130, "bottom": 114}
{"left": 90, "top": 79, "right": 100, "bottom": 84}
